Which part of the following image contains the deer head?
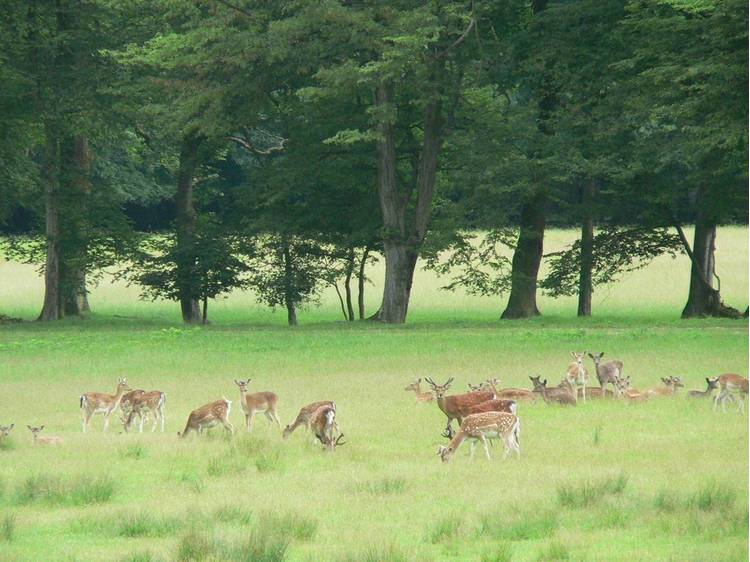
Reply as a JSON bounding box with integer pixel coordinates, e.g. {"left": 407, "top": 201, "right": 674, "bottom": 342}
{"left": 437, "top": 444, "right": 454, "bottom": 463}
{"left": 706, "top": 377, "right": 719, "bottom": 391}
{"left": 404, "top": 378, "right": 421, "bottom": 392}
{"left": 326, "top": 433, "right": 346, "bottom": 451}
{"left": 234, "top": 379, "right": 251, "bottom": 392}
{"left": 670, "top": 376, "right": 684, "bottom": 388}
{"left": 529, "top": 375, "right": 547, "bottom": 391}
{"left": 26, "top": 425, "right": 45, "bottom": 440}
{"left": 0, "top": 424, "right": 14, "bottom": 439}
{"left": 588, "top": 352, "right": 604, "bottom": 365}
{"left": 425, "top": 377, "right": 453, "bottom": 399}
{"left": 467, "top": 382, "right": 482, "bottom": 392}
{"left": 116, "top": 378, "right": 131, "bottom": 393}
{"left": 571, "top": 351, "right": 586, "bottom": 366}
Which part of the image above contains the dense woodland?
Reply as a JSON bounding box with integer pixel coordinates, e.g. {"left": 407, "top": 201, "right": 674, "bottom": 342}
{"left": 0, "top": 0, "right": 747, "bottom": 325}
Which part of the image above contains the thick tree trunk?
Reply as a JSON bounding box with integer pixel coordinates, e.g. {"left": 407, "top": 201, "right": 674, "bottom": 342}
{"left": 202, "top": 296, "right": 208, "bottom": 325}
{"left": 282, "top": 241, "right": 298, "bottom": 326}
{"left": 357, "top": 247, "right": 370, "bottom": 320}
{"left": 38, "top": 130, "right": 61, "bottom": 321}
{"left": 378, "top": 243, "right": 419, "bottom": 323}
{"left": 175, "top": 133, "right": 203, "bottom": 324}
{"left": 502, "top": 191, "right": 547, "bottom": 319}
{"left": 344, "top": 247, "right": 355, "bottom": 321}
{"left": 577, "top": 179, "right": 595, "bottom": 317}
{"left": 681, "top": 221, "right": 720, "bottom": 317}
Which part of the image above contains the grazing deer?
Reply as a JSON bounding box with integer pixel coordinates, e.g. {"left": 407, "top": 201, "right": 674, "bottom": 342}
{"left": 404, "top": 379, "right": 434, "bottom": 402}
{"left": 123, "top": 390, "right": 166, "bottom": 433}
{"left": 566, "top": 352, "right": 590, "bottom": 402}
{"left": 120, "top": 389, "right": 145, "bottom": 417}
{"left": 588, "top": 353, "right": 623, "bottom": 397}
{"left": 437, "top": 412, "right": 520, "bottom": 463}
{"left": 283, "top": 400, "right": 336, "bottom": 439}
{"left": 688, "top": 377, "right": 720, "bottom": 399}
{"left": 0, "top": 424, "right": 14, "bottom": 441}
{"left": 425, "top": 378, "right": 495, "bottom": 438}
{"left": 646, "top": 377, "right": 684, "bottom": 398}
{"left": 714, "top": 373, "right": 749, "bottom": 413}
{"left": 529, "top": 376, "right": 577, "bottom": 406}
{"left": 308, "top": 404, "right": 345, "bottom": 451}
{"left": 27, "top": 425, "right": 63, "bottom": 446}
{"left": 178, "top": 398, "right": 234, "bottom": 437}
{"left": 234, "top": 379, "right": 281, "bottom": 432}
{"left": 465, "top": 399, "right": 518, "bottom": 416}
{"left": 80, "top": 378, "right": 131, "bottom": 432}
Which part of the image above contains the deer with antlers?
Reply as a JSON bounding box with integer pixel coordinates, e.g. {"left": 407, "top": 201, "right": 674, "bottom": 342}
{"left": 283, "top": 400, "right": 336, "bottom": 440}
{"left": 438, "top": 412, "right": 520, "bottom": 463}
{"left": 234, "top": 379, "right": 281, "bottom": 432}
{"left": 714, "top": 373, "right": 749, "bottom": 413}
{"left": 122, "top": 390, "right": 166, "bottom": 433}
{"left": 178, "top": 398, "right": 234, "bottom": 438}
{"left": 404, "top": 379, "right": 434, "bottom": 403}
{"left": 27, "top": 425, "right": 63, "bottom": 446}
{"left": 529, "top": 376, "right": 577, "bottom": 406}
{"left": 425, "top": 377, "right": 495, "bottom": 438}
{"left": 80, "top": 378, "right": 131, "bottom": 432}
{"left": 308, "top": 403, "right": 345, "bottom": 451}
{"left": 566, "top": 352, "right": 590, "bottom": 402}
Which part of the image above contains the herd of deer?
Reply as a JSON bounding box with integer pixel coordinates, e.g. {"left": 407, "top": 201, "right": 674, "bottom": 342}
{"left": 404, "top": 351, "right": 749, "bottom": 463}
{"left": 1, "top": 351, "right": 745, "bottom": 464}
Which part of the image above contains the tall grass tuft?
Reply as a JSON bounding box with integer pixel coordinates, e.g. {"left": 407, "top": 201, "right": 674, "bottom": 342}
{"left": 556, "top": 473, "right": 627, "bottom": 508}
{"left": 653, "top": 489, "right": 680, "bottom": 512}
{"left": 339, "top": 545, "right": 407, "bottom": 562}
{"left": 15, "top": 474, "right": 115, "bottom": 506}
{"left": 226, "top": 531, "right": 289, "bottom": 562}
{"left": 1, "top": 514, "right": 15, "bottom": 542}
{"left": 355, "top": 477, "right": 407, "bottom": 495}
{"left": 592, "top": 425, "right": 602, "bottom": 446}
{"left": 214, "top": 505, "right": 253, "bottom": 525}
{"left": 480, "top": 511, "right": 558, "bottom": 541}
{"left": 120, "top": 552, "right": 159, "bottom": 562}
{"left": 117, "top": 511, "right": 182, "bottom": 538}
{"left": 255, "top": 451, "right": 283, "bottom": 473}
{"left": 207, "top": 454, "right": 247, "bottom": 477}
{"left": 481, "top": 543, "right": 513, "bottom": 562}
{"left": 175, "top": 529, "right": 215, "bottom": 562}
{"left": 258, "top": 512, "right": 317, "bottom": 541}
{"left": 429, "top": 515, "right": 463, "bottom": 543}
{"left": 120, "top": 443, "right": 148, "bottom": 460}
{"left": 537, "top": 539, "right": 570, "bottom": 561}
{"left": 178, "top": 471, "right": 206, "bottom": 494}
{"left": 688, "top": 482, "right": 736, "bottom": 512}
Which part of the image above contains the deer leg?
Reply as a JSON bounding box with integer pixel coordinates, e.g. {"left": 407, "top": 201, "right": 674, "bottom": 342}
{"left": 103, "top": 413, "right": 110, "bottom": 432}
{"left": 222, "top": 419, "right": 235, "bottom": 435}
{"left": 581, "top": 385, "right": 586, "bottom": 403}
{"left": 246, "top": 412, "right": 255, "bottom": 432}
{"left": 480, "top": 435, "right": 491, "bottom": 461}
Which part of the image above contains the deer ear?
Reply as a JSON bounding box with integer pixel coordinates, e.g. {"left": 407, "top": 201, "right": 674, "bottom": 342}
{"left": 543, "top": 379, "right": 548, "bottom": 385}
{"left": 26, "top": 425, "right": 31, "bottom": 430}
{"left": 40, "top": 425, "right": 44, "bottom": 430}
{"left": 417, "top": 378, "right": 421, "bottom": 383}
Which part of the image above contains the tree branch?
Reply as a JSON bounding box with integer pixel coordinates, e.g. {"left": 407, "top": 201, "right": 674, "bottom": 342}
{"left": 216, "top": 0, "right": 253, "bottom": 18}
{"left": 227, "top": 135, "right": 287, "bottom": 155}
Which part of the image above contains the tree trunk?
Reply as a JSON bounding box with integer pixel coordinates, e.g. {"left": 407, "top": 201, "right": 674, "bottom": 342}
{"left": 282, "top": 240, "right": 298, "bottom": 326}
{"left": 680, "top": 221, "right": 721, "bottom": 317}
{"left": 357, "top": 247, "right": 370, "bottom": 320}
{"left": 175, "top": 133, "right": 203, "bottom": 324}
{"left": 502, "top": 190, "right": 547, "bottom": 319}
{"left": 202, "top": 296, "right": 208, "bottom": 325}
{"left": 344, "top": 247, "right": 355, "bottom": 321}
{"left": 577, "top": 178, "right": 595, "bottom": 317}
{"left": 38, "top": 129, "right": 61, "bottom": 321}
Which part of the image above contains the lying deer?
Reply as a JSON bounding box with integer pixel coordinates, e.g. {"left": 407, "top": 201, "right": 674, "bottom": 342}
{"left": 438, "top": 412, "right": 520, "bottom": 463}
{"left": 0, "top": 424, "right": 14, "bottom": 441}
{"left": 80, "top": 378, "right": 131, "bottom": 432}
{"left": 714, "top": 373, "right": 749, "bottom": 413}
{"left": 235, "top": 379, "right": 281, "bottom": 432}
{"left": 309, "top": 404, "right": 345, "bottom": 451}
{"left": 425, "top": 377, "right": 495, "bottom": 438}
{"left": 27, "top": 425, "right": 62, "bottom": 446}
{"left": 178, "top": 398, "right": 234, "bottom": 438}
{"left": 688, "top": 377, "right": 719, "bottom": 399}
{"left": 646, "top": 377, "right": 684, "bottom": 398}
{"left": 404, "top": 379, "right": 434, "bottom": 402}
{"left": 529, "top": 376, "right": 576, "bottom": 406}
{"left": 495, "top": 388, "right": 537, "bottom": 402}
{"left": 566, "top": 352, "right": 590, "bottom": 402}
{"left": 577, "top": 387, "right": 616, "bottom": 400}
{"left": 588, "top": 353, "right": 623, "bottom": 397}
{"left": 283, "top": 400, "right": 336, "bottom": 440}
{"left": 615, "top": 377, "right": 649, "bottom": 402}
{"left": 123, "top": 390, "right": 166, "bottom": 433}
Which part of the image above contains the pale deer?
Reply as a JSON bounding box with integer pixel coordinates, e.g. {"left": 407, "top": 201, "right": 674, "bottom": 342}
{"left": 577, "top": 387, "right": 616, "bottom": 399}
{"left": 308, "top": 404, "right": 345, "bottom": 451}
{"left": 425, "top": 377, "right": 495, "bottom": 438}
{"left": 714, "top": 373, "right": 749, "bottom": 413}
{"left": 437, "top": 411, "right": 520, "bottom": 462}
{"left": 234, "top": 379, "right": 281, "bottom": 432}
{"left": 178, "top": 398, "right": 234, "bottom": 437}
{"left": 588, "top": 353, "right": 623, "bottom": 397}
{"left": 688, "top": 377, "right": 720, "bottom": 399}
{"left": 404, "top": 379, "right": 434, "bottom": 402}
{"left": 123, "top": 390, "right": 166, "bottom": 433}
{"left": 566, "top": 352, "right": 590, "bottom": 402}
{"left": 27, "top": 425, "right": 63, "bottom": 446}
{"left": 529, "top": 376, "right": 577, "bottom": 406}
{"left": 0, "top": 424, "right": 14, "bottom": 441}
{"left": 80, "top": 378, "right": 131, "bottom": 432}
{"left": 283, "top": 400, "right": 336, "bottom": 439}
{"left": 615, "top": 376, "right": 649, "bottom": 402}
{"left": 646, "top": 377, "right": 684, "bottom": 398}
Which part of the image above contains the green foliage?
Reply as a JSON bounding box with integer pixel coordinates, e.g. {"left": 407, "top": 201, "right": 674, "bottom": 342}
{"left": 556, "top": 473, "right": 628, "bottom": 508}
{"left": 1, "top": 514, "right": 15, "bottom": 543}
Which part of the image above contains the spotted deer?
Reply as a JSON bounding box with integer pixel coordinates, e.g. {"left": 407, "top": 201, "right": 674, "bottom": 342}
{"left": 566, "top": 352, "right": 590, "bottom": 402}
{"left": 120, "top": 389, "right": 146, "bottom": 420}
{"left": 309, "top": 404, "right": 345, "bottom": 451}
{"left": 283, "top": 400, "right": 336, "bottom": 439}
{"left": 27, "top": 425, "right": 63, "bottom": 446}
{"left": 404, "top": 379, "right": 434, "bottom": 403}
{"left": 178, "top": 398, "right": 234, "bottom": 437}
{"left": 714, "top": 373, "right": 749, "bottom": 413}
{"left": 425, "top": 378, "right": 495, "bottom": 438}
{"left": 529, "top": 376, "right": 577, "bottom": 406}
{"left": 588, "top": 353, "right": 623, "bottom": 397}
{"left": 80, "top": 378, "right": 131, "bottom": 432}
{"left": 123, "top": 390, "right": 166, "bottom": 433}
{"left": 437, "top": 412, "right": 520, "bottom": 462}
{"left": 688, "top": 377, "right": 720, "bottom": 399}
{"left": 234, "top": 379, "right": 281, "bottom": 432}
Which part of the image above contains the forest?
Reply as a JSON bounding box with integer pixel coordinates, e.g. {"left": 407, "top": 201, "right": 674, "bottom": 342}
{"left": 0, "top": 0, "right": 747, "bottom": 325}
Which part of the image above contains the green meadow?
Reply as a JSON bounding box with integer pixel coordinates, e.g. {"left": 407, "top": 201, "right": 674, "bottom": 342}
{"left": 0, "top": 228, "right": 747, "bottom": 562}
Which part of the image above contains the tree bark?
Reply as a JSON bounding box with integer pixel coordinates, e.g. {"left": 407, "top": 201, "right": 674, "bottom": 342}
{"left": 38, "top": 128, "right": 61, "bottom": 321}
{"left": 680, "top": 221, "right": 720, "bottom": 317}
{"left": 577, "top": 178, "right": 596, "bottom": 317}
{"left": 175, "top": 133, "right": 204, "bottom": 324}
{"left": 344, "top": 247, "right": 355, "bottom": 321}
{"left": 357, "top": 247, "right": 370, "bottom": 320}
{"left": 502, "top": 190, "right": 547, "bottom": 319}
{"left": 282, "top": 240, "right": 298, "bottom": 326}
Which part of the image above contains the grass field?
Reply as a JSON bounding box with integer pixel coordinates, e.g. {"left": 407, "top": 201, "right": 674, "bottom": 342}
{"left": 0, "top": 228, "right": 747, "bottom": 562}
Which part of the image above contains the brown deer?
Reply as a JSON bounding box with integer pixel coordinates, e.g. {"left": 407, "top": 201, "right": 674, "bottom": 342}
{"left": 529, "top": 376, "right": 577, "bottom": 406}
{"left": 646, "top": 377, "right": 684, "bottom": 398}
{"left": 566, "top": 352, "right": 590, "bottom": 402}
{"left": 425, "top": 378, "right": 495, "bottom": 438}
{"left": 27, "top": 425, "right": 63, "bottom": 446}
{"left": 615, "top": 376, "right": 649, "bottom": 402}
{"left": 577, "top": 387, "right": 616, "bottom": 399}
{"left": 120, "top": 389, "right": 146, "bottom": 420}
{"left": 234, "top": 379, "right": 281, "bottom": 432}
{"left": 465, "top": 399, "right": 517, "bottom": 416}
{"left": 80, "top": 378, "right": 131, "bottom": 432}
{"left": 0, "top": 424, "right": 14, "bottom": 441}
{"left": 714, "top": 373, "right": 749, "bottom": 413}
{"left": 688, "top": 377, "right": 720, "bottom": 399}
{"left": 123, "top": 390, "right": 166, "bottom": 433}
{"left": 438, "top": 412, "right": 520, "bottom": 462}
{"left": 178, "top": 398, "right": 234, "bottom": 437}
{"left": 404, "top": 379, "right": 434, "bottom": 402}
{"left": 588, "top": 353, "right": 623, "bottom": 397}
{"left": 308, "top": 404, "right": 345, "bottom": 451}
{"left": 495, "top": 388, "right": 538, "bottom": 402}
{"left": 283, "top": 400, "right": 336, "bottom": 439}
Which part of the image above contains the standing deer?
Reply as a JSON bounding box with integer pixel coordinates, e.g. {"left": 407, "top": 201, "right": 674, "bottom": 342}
{"left": 464, "top": 398, "right": 517, "bottom": 416}
{"left": 123, "top": 390, "right": 166, "bottom": 433}
{"left": 80, "top": 378, "right": 131, "bottom": 432}
{"left": 714, "top": 373, "right": 749, "bottom": 413}
{"left": 283, "top": 400, "right": 336, "bottom": 439}
{"left": 688, "top": 377, "right": 720, "bottom": 399}
{"left": 529, "top": 376, "right": 577, "bottom": 406}
{"left": 566, "top": 352, "right": 590, "bottom": 402}
{"left": 120, "top": 389, "right": 145, "bottom": 419}
{"left": 404, "top": 379, "right": 434, "bottom": 403}
{"left": 309, "top": 404, "right": 345, "bottom": 451}
{"left": 437, "top": 412, "right": 520, "bottom": 462}
{"left": 178, "top": 398, "right": 234, "bottom": 437}
{"left": 425, "top": 378, "right": 495, "bottom": 438}
{"left": 0, "top": 424, "right": 14, "bottom": 441}
{"left": 588, "top": 353, "right": 623, "bottom": 397}
{"left": 234, "top": 379, "right": 281, "bottom": 432}
{"left": 27, "top": 425, "right": 63, "bottom": 446}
